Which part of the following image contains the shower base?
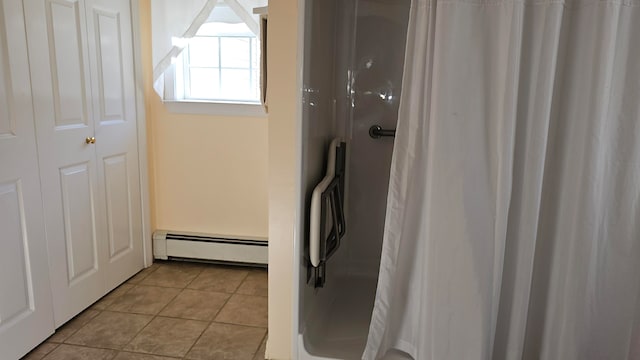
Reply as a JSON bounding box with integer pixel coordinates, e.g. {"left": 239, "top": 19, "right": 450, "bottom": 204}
{"left": 299, "top": 276, "right": 412, "bottom": 360}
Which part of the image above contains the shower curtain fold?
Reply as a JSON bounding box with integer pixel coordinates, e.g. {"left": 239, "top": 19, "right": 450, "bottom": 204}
{"left": 363, "top": 1, "right": 640, "bottom": 359}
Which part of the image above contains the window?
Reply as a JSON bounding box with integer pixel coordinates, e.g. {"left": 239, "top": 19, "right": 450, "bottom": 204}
{"left": 169, "top": 1, "right": 264, "bottom": 109}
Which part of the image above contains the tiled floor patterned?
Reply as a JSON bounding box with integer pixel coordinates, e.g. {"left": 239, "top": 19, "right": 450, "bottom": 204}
{"left": 22, "top": 261, "right": 268, "bottom": 360}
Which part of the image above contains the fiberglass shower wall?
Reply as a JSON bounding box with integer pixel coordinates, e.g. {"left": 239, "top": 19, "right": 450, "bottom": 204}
{"left": 346, "top": 0, "right": 410, "bottom": 278}
{"left": 299, "top": 0, "right": 356, "bottom": 333}
{"left": 298, "top": 0, "right": 409, "bottom": 358}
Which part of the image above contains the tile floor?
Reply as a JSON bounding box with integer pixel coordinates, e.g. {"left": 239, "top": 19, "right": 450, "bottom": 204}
{"left": 22, "top": 261, "right": 268, "bottom": 360}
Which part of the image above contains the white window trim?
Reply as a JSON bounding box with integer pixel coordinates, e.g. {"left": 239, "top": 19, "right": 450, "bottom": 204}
{"left": 164, "top": 99, "right": 267, "bottom": 117}
{"left": 163, "top": 53, "right": 266, "bottom": 118}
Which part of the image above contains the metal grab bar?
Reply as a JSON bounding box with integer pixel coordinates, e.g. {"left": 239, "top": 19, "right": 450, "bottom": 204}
{"left": 369, "top": 125, "right": 396, "bottom": 139}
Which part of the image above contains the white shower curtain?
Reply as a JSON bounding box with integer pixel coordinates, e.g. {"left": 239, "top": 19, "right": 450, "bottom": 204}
{"left": 364, "top": 1, "right": 640, "bottom": 359}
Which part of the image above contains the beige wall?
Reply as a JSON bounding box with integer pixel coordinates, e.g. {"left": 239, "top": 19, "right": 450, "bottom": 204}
{"left": 139, "top": 0, "right": 269, "bottom": 239}
{"left": 266, "top": 0, "right": 300, "bottom": 358}
{"left": 140, "top": 0, "right": 300, "bottom": 357}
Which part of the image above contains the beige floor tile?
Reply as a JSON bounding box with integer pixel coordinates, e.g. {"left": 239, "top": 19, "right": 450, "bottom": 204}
{"left": 113, "top": 352, "right": 179, "bottom": 360}
{"left": 92, "top": 284, "right": 135, "bottom": 311}
{"left": 22, "top": 342, "right": 58, "bottom": 360}
{"left": 41, "top": 344, "right": 117, "bottom": 360}
{"left": 185, "top": 323, "right": 266, "bottom": 360}
{"left": 215, "top": 294, "right": 268, "bottom": 328}
{"left": 127, "top": 264, "right": 160, "bottom": 285}
{"left": 26, "top": 262, "right": 270, "bottom": 360}
{"left": 140, "top": 262, "right": 204, "bottom": 288}
{"left": 108, "top": 285, "right": 180, "bottom": 315}
{"left": 188, "top": 266, "right": 249, "bottom": 293}
{"left": 159, "top": 289, "right": 230, "bottom": 321}
{"left": 125, "top": 316, "right": 208, "bottom": 357}
{"left": 252, "top": 335, "right": 267, "bottom": 360}
{"left": 47, "top": 310, "right": 101, "bottom": 343}
{"left": 236, "top": 270, "right": 268, "bottom": 297}
{"left": 66, "top": 311, "right": 152, "bottom": 349}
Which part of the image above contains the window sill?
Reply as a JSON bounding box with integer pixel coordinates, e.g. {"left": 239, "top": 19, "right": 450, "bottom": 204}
{"left": 164, "top": 100, "right": 267, "bottom": 118}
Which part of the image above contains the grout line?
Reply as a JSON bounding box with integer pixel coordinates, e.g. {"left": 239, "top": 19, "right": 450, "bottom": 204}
{"left": 118, "top": 286, "right": 183, "bottom": 352}
{"left": 48, "top": 342, "right": 123, "bottom": 353}
{"left": 183, "top": 270, "right": 240, "bottom": 359}
{"left": 139, "top": 263, "right": 206, "bottom": 290}
{"left": 118, "top": 310, "right": 157, "bottom": 353}
{"left": 101, "top": 283, "right": 141, "bottom": 313}
{"left": 47, "top": 307, "right": 104, "bottom": 345}
{"left": 211, "top": 289, "right": 235, "bottom": 322}
{"left": 60, "top": 309, "right": 103, "bottom": 344}
{"left": 132, "top": 283, "right": 194, "bottom": 290}
{"left": 155, "top": 286, "right": 184, "bottom": 315}
{"left": 182, "top": 316, "right": 218, "bottom": 358}
{"left": 47, "top": 343, "right": 60, "bottom": 357}
{"left": 25, "top": 341, "right": 60, "bottom": 360}
{"left": 115, "top": 350, "right": 182, "bottom": 359}
{"left": 100, "top": 308, "right": 161, "bottom": 317}
{"left": 128, "top": 263, "right": 160, "bottom": 284}
{"left": 109, "top": 347, "right": 117, "bottom": 360}
{"left": 235, "top": 292, "right": 269, "bottom": 298}
{"left": 183, "top": 266, "right": 207, "bottom": 289}
{"left": 235, "top": 269, "right": 252, "bottom": 292}
{"left": 210, "top": 319, "right": 268, "bottom": 330}
{"left": 182, "top": 321, "right": 210, "bottom": 358}
{"left": 252, "top": 330, "right": 269, "bottom": 359}
{"left": 133, "top": 313, "right": 213, "bottom": 323}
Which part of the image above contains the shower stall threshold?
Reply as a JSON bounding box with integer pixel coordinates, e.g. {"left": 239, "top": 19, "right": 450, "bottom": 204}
{"left": 299, "top": 276, "right": 412, "bottom": 360}
{"left": 299, "top": 276, "right": 376, "bottom": 359}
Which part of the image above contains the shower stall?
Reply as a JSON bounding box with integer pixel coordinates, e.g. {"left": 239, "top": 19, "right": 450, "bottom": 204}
{"left": 296, "top": 0, "right": 410, "bottom": 358}
{"left": 290, "top": 0, "right": 640, "bottom": 358}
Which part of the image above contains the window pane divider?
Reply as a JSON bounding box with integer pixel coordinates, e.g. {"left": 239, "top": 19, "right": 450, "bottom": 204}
{"left": 176, "top": 33, "right": 260, "bottom": 103}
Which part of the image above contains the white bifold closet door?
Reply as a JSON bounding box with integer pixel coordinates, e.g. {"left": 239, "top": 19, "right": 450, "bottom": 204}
{"left": 0, "top": 1, "right": 55, "bottom": 358}
{"left": 24, "top": 0, "right": 143, "bottom": 326}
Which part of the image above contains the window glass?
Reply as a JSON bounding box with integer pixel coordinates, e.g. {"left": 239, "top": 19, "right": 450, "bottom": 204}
{"left": 220, "top": 37, "right": 251, "bottom": 68}
{"left": 220, "top": 69, "right": 252, "bottom": 100}
{"left": 188, "top": 37, "right": 219, "bottom": 67}
{"left": 175, "top": 3, "right": 261, "bottom": 103}
{"left": 189, "top": 68, "right": 220, "bottom": 99}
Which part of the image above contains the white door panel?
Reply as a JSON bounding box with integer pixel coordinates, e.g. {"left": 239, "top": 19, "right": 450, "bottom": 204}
{"left": 86, "top": 0, "right": 142, "bottom": 290}
{"left": 46, "top": 0, "right": 89, "bottom": 128}
{"left": 92, "top": 8, "right": 126, "bottom": 123}
{"left": 25, "top": 0, "right": 105, "bottom": 326}
{"left": 59, "top": 163, "right": 99, "bottom": 284}
{"left": 103, "top": 154, "right": 133, "bottom": 259}
{"left": 0, "top": 183, "right": 33, "bottom": 323}
{"left": 0, "top": 0, "right": 55, "bottom": 357}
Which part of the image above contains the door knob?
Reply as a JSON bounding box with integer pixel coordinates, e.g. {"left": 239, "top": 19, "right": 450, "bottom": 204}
{"left": 85, "top": 137, "right": 96, "bottom": 144}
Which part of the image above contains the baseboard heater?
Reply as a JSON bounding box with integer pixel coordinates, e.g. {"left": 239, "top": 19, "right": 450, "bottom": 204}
{"left": 153, "top": 230, "right": 268, "bottom": 265}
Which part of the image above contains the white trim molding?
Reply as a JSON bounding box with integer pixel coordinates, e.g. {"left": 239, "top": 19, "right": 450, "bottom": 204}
{"left": 164, "top": 100, "right": 268, "bottom": 117}
{"left": 131, "top": 0, "right": 153, "bottom": 268}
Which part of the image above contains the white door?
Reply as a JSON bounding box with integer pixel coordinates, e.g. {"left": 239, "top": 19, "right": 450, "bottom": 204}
{"left": 0, "top": 0, "right": 55, "bottom": 358}
{"left": 84, "top": 0, "right": 143, "bottom": 291}
{"left": 24, "top": 0, "right": 143, "bottom": 326}
{"left": 24, "top": 0, "right": 105, "bottom": 326}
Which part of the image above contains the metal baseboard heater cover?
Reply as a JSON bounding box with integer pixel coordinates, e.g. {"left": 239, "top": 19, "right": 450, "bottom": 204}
{"left": 153, "top": 230, "right": 268, "bottom": 265}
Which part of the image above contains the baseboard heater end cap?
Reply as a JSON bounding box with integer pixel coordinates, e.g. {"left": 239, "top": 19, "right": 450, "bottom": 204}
{"left": 152, "top": 230, "right": 168, "bottom": 260}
